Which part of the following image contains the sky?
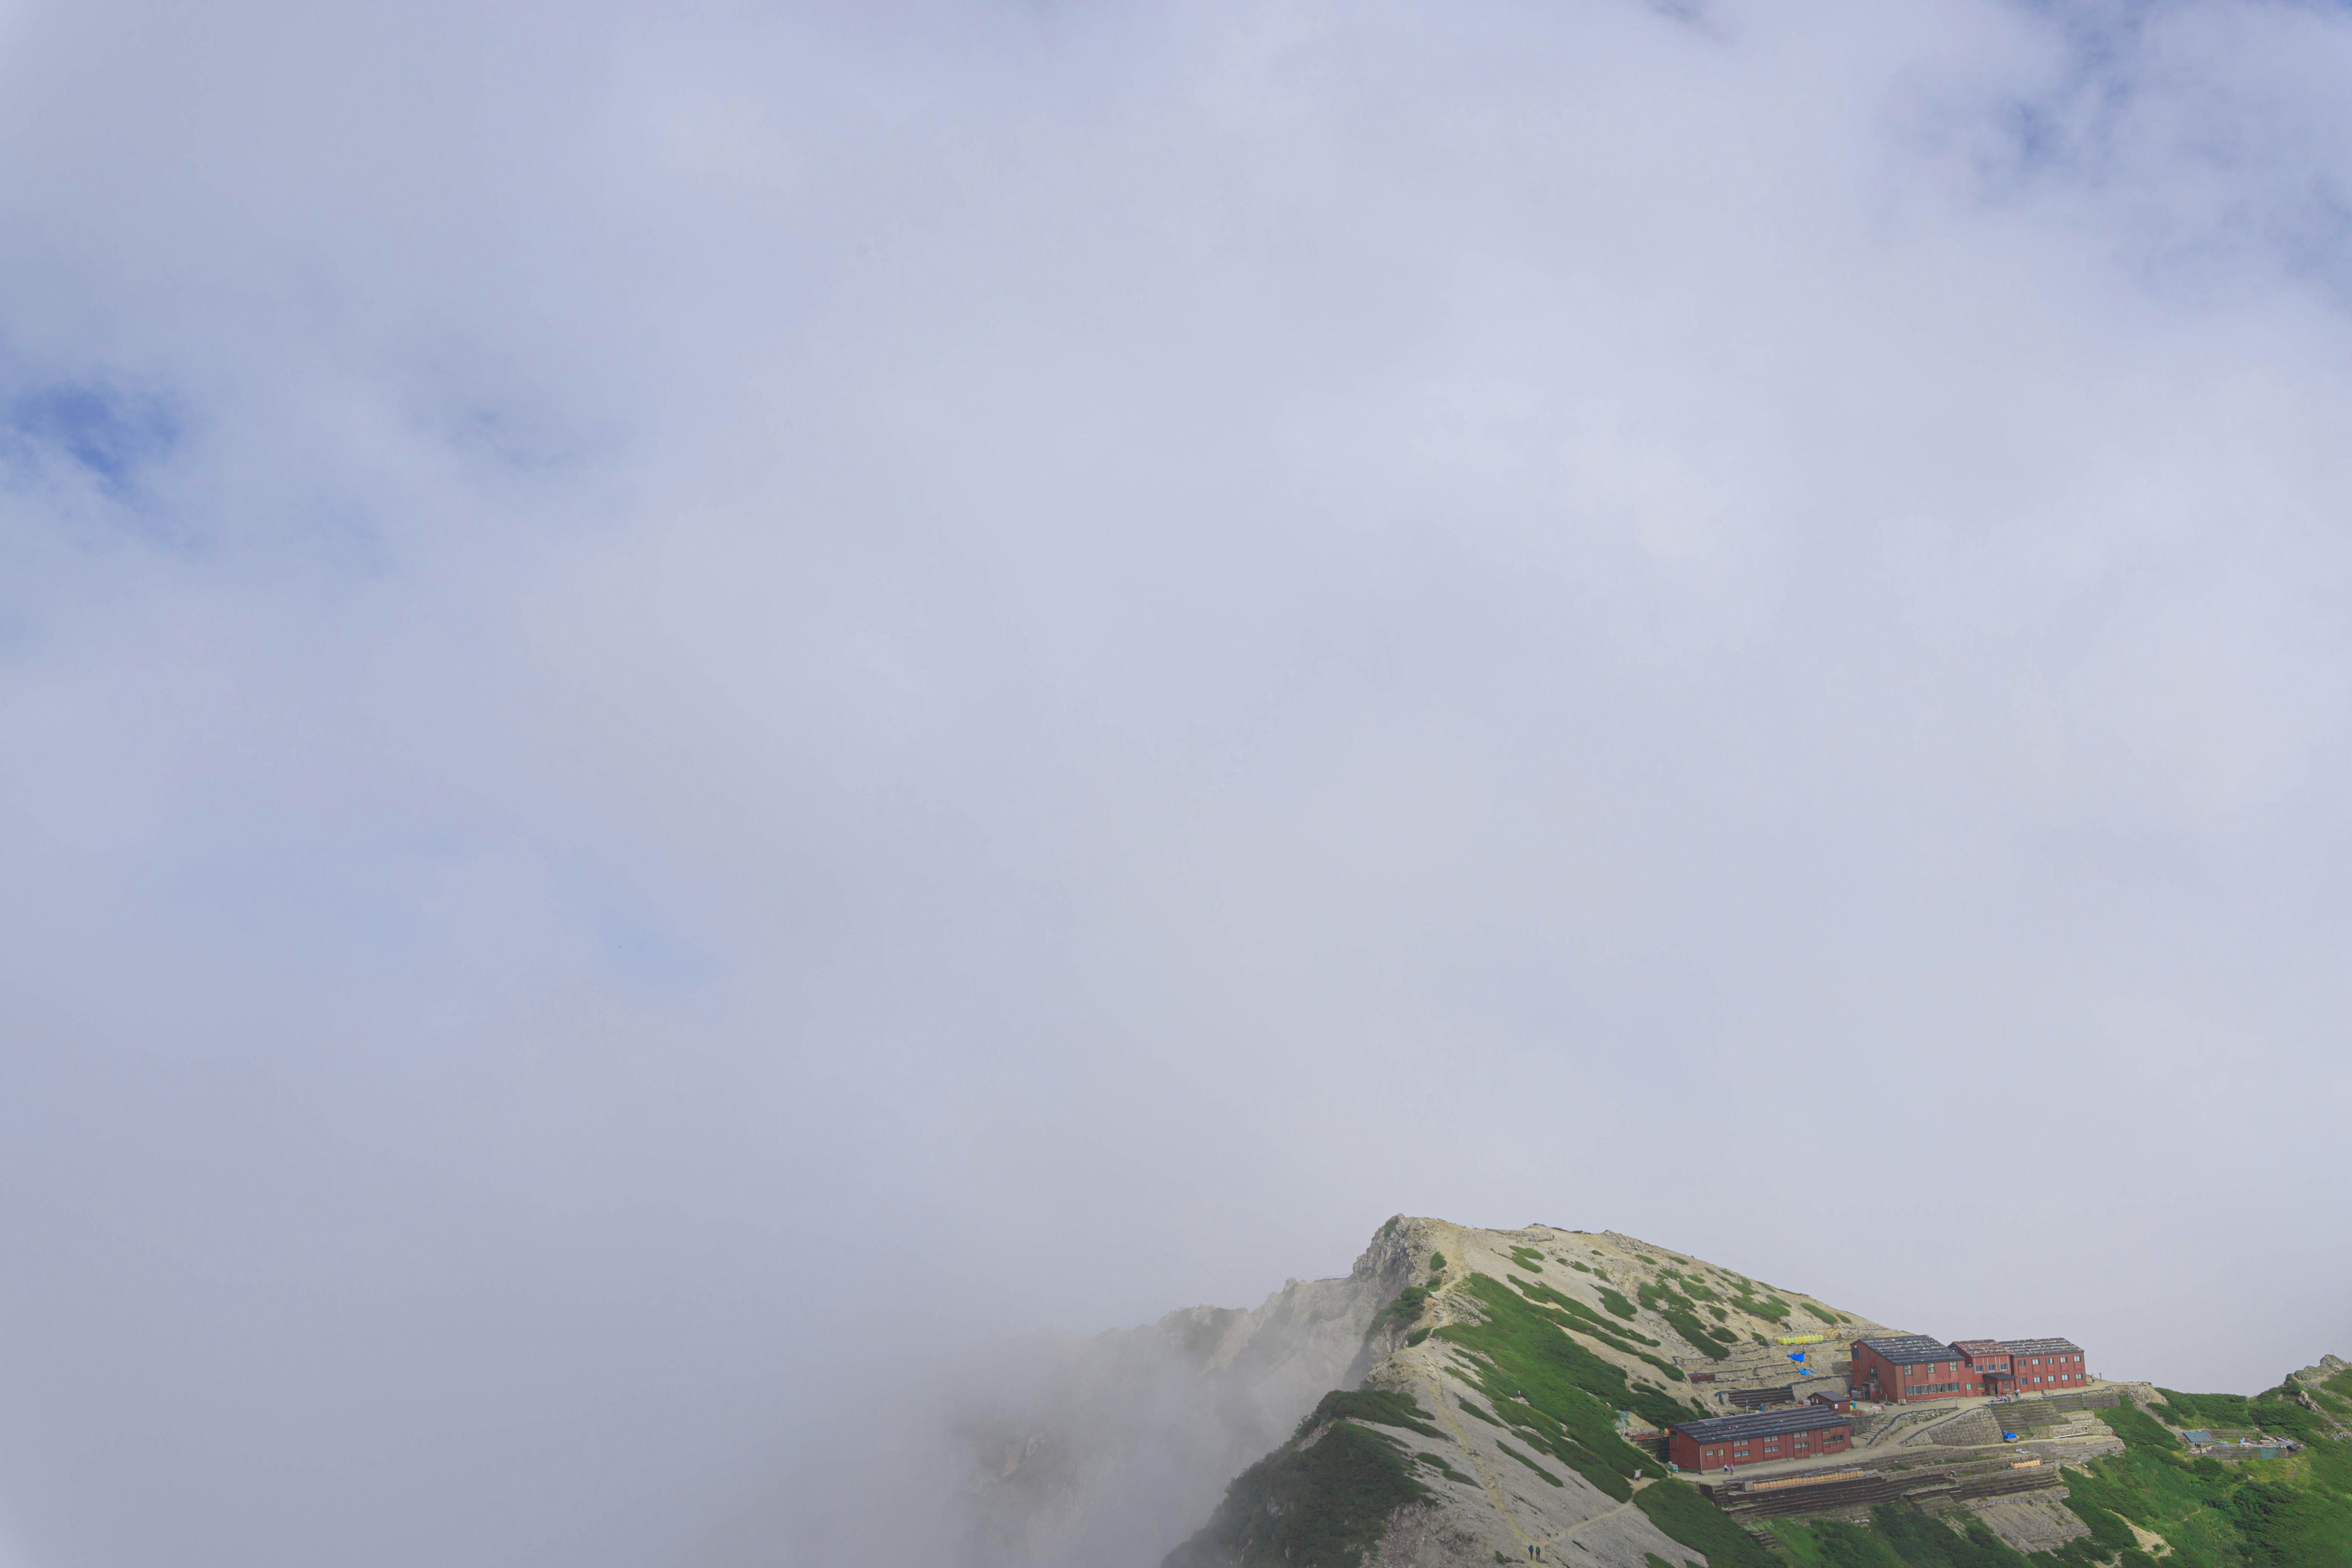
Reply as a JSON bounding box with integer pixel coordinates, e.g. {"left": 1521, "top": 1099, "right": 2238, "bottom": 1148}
{"left": 2, "top": 0, "right": 2351, "bottom": 1564}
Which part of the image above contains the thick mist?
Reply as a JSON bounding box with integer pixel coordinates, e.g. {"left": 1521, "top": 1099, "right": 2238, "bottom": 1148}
{"left": 2, "top": 2, "right": 2351, "bottom": 1565}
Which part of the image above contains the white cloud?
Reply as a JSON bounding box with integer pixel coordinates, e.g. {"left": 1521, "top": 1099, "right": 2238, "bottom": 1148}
{"left": 2, "top": 2, "right": 2350, "bottom": 1565}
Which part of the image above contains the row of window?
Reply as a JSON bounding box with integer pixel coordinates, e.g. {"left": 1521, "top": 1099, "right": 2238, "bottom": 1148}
{"left": 1698, "top": 1434, "right": 1846, "bottom": 1460}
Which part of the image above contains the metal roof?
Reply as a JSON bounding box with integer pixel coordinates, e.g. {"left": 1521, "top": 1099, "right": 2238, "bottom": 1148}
{"left": 1672, "top": 1404, "right": 1853, "bottom": 1443}
{"left": 1951, "top": 1340, "right": 2007, "bottom": 1355}
{"left": 2002, "top": 1338, "right": 2082, "bottom": 1356}
{"left": 1855, "top": 1334, "right": 1959, "bottom": 1365}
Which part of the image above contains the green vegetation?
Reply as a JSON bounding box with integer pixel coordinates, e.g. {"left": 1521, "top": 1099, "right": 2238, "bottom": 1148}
{"left": 2100, "top": 1404, "right": 2180, "bottom": 1452}
{"left": 1725, "top": 1285, "right": 1793, "bottom": 1322}
{"left": 1294, "top": 1389, "right": 1446, "bottom": 1442}
{"left": 1571, "top": 1261, "right": 1593, "bottom": 1274}
{"left": 1513, "top": 1278, "right": 1660, "bottom": 1346}
{"left": 1598, "top": 1287, "right": 1638, "bottom": 1320}
{"left": 1458, "top": 1396, "right": 1502, "bottom": 1426}
{"left": 2155, "top": 1389, "right": 2258, "bottom": 1429}
{"left": 1405, "top": 1327, "right": 1432, "bottom": 1347}
{"left": 1509, "top": 1246, "right": 1547, "bottom": 1272}
{"left": 1162, "top": 1421, "right": 1431, "bottom": 1568}
{"left": 1632, "top": 1479, "right": 1777, "bottom": 1568}
{"left": 1414, "top": 1450, "right": 1474, "bottom": 1485}
{"left": 1637, "top": 1278, "right": 1732, "bottom": 1361}
{"left": 1435, "top": 1274, "right": 1695, "bottom": 1501}
{"left": 1507, "top": 1277, "right": 1686, "bottom": 1382}
{"left": 1765, "top": 1389, "right": 2352, "bottom": 1568}
{"left": 1427, "top": 1251, "right": 1447, "bottom": 1270}
{"left": 1709, "top": 1305, "right": 1730, "bottom": 1321}
{"left": 1770, "top": 1503, "right": 2035, "bottom": 1567}
{"left": 1374, "top": 1285, "right": 1431, "bottom": 1335}
{"left": 1495, "top": 1439, "right": 1564, "bottom": 1486}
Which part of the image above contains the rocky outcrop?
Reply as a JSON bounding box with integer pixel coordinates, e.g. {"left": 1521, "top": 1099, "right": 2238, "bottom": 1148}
{"left": 2290, "top": 1354, "right": 2348, "bottom": 1389}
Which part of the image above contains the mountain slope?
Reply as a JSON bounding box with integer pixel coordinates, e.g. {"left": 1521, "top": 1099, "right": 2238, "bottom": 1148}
{"left": 1762, "top": 1359, "right": 2352, "bottom": 1567}
{"left": 1161, "top": 1216, "right": 1893, "bottom": 1568}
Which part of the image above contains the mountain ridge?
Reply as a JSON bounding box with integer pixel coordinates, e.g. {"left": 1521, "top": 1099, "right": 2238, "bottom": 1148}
{"left": 961, "top": 1215, "right": 2350, "bottom": 1568}
{"left": 1159, "top": 1215, "right": 1893, "bottom": 1568}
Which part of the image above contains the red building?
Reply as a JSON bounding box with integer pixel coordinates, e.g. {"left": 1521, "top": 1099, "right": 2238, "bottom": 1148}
{"left": 1850, "top": 1335, "right": 1972, "bottom": 1403}
{"left": 1953, "top": 1340, "right": 2016, "bottom": 1396}
{"left": 1856, "top": 1334, "right": 2089, "bottom": 1401}
{"left": 1668, "top": 1405, "right": 1853, "bottom": 1472}
{"left": 2003, "top": 1338, "right": 2086, "bottom": 1391}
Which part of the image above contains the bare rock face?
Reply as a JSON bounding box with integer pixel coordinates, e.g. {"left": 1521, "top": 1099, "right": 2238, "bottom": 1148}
{"left": 2290, "top": 1354, "right": 2349, "bottom": 1387}
{"left": 1966, "top": 1491, "right": 2092, "bottom": 1555}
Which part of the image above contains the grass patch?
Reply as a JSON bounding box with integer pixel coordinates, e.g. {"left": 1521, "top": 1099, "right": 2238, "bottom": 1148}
{"left": 1427, "top": 1251, "right": 1447, "bottom": 1270}
{"left": 1509, "top": 1246, "right": 1547, "bottom": 1272}
{"left": 1436, "top": 1274, "right": 1695, "bottom": 1500}
{"left": 1635, "top": 1279, "right": 1728, "bottom": 1358}
{"left": 1671, "top": 1310, "right": 1730, "bottom": 1359}
{"left": 1507, "top": 1278, "right": 1687, "bottom": 1383}
{"left": 1295, "top": 1389, "right": 1446, "bottom": 1442}
{"left": 1458, "top": 1397, "right": 1502, "bottom": 1427}
{"left": 1513, "top": 1278, "right": 1661, "bottom": 1346}
{"left": 1776, "top": 1504, "right": 2040, "bottom": 1567}
{"left": 1163, "top": 1422, "right": 1430, "bottom": 1568}
{"left": 2100, "top": 1404, "right": 2181, "bottom": 1452}
{"left": 2155, "top": 1389, "right": 2257, "bottom": 1428}
{"left": 2034, "top": 1403, "right": 2352, "bottom": 1568}
{"left": 1597, "top": 1287, "right": 1638, "bottom": 1321}
{"left": 1571, "top": 1261, "right": 1593, "bottom": 1274}
{"left": 2231, "top": 1476, "right": 2352, "bottom": 1566}
{"left": 1632, "top": 1479, "right": 1777, "bottom": 1568}
{"left": 1495, "top": 1439, "right": 1564, "bottom": 1486}
{"left": 2249, "top": 1390, "right": 2334, "bottom": 1446}
{"left": 1727, "top": 1289, "right": 1792, "bottom": 1323}
{"left": 1414, "top": 1450, "right": 1474, "bottom": 1485}
{"left": 1374, "top": 1286, "right": 1431, "bottom": 1335}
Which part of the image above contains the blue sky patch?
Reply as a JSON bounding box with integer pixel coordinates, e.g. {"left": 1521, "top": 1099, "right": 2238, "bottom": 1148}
{"left": 7, "top": 380, "right": 181, "bottom": 497}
